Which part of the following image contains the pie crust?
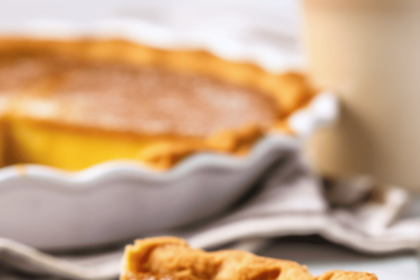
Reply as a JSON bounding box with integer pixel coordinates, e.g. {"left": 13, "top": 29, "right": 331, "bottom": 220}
{"left": 121, "top": 237, "right": 378, "bottom": 280}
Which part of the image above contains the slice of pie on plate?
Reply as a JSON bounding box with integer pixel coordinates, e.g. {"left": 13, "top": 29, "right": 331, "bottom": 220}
{"left": 121, "top": 237, "right": 378, "bottom": 280}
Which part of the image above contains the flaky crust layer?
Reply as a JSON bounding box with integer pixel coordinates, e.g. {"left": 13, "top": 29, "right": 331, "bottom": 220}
{"left": 121, "top": 237, "right": 378, "bottom": 280}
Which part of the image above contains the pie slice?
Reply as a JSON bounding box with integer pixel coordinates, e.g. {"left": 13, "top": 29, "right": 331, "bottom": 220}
{"left": 0, "top": 39, "right": 316, "bottom": 170}
{"left": 121, "top": 237, "right": 378, "bottom": 280}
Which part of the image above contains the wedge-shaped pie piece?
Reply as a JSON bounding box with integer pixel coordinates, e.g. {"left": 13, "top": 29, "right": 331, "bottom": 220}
{"left": 121, "top": 237, "right": 378, "bottom": 280}
{"left": 0, "top": 39, "right": 316, "bottom": 170}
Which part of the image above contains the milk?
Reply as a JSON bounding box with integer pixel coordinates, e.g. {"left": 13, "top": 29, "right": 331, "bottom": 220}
{"left": 303, "top": 0, "right": 420, "bottom": 189}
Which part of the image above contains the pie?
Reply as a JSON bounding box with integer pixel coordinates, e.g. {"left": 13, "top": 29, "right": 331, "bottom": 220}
{"left": 121, "top": 237, "right": 378, "bottom": 280}
{"left": 0, "top": 39, "right": 316, "bottom": 170}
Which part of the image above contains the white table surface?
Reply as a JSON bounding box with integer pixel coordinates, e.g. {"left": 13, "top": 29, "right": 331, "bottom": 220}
{"left": 258, "top": 236, "right": 419, "bottom": 280}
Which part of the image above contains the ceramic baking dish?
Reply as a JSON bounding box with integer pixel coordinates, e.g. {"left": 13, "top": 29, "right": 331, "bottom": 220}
{"left": 0, "top": 20, "right": 338, "bottom": 250}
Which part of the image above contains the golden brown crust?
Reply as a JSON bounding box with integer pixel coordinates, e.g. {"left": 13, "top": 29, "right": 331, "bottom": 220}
{"left": 315, "top": 271, "right": 378, "bottom": 280}
{"left": 121, "top": 237, "right": 378, "bottom": 280}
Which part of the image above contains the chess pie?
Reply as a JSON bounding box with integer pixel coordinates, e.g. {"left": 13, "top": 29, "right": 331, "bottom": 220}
{"left": 0, "top": 39, "right": 316, "bottom": 170}
{"left": 121, "top": 237, "right": 378, "bottom": 280}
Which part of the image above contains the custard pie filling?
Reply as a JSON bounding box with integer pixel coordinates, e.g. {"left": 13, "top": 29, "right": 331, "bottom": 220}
{"left": 0, "top": 39, "right": 316, "bottom": 170}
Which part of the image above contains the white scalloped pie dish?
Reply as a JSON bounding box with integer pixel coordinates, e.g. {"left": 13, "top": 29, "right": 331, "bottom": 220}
{"left": 0, "top": 20, "right": 338, "bottom": 250}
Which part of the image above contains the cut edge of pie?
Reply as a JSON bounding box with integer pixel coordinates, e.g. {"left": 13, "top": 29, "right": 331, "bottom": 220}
{"left": 121, "top": 237, "right": 378, "bottom": 280}
{"left": 0, "top": 38, "right": 317, "bottom": 170}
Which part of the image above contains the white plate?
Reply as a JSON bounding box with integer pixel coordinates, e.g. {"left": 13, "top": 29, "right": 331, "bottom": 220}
{"left": 0, "top": 20, "right": 338, "bottom": 250}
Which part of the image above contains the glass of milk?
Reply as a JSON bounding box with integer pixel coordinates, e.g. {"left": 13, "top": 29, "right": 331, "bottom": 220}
{"left": 303, "top": 0, "right": 420, "bottom": 189}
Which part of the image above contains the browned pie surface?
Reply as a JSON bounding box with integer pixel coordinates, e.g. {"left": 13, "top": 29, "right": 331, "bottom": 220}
{"left": 0, "top": 56, "right": 49, "bottom": 93}
{"left": 0, "top": 50, "right": 68, "bottom": 94}
{"left": 24, "top": 62, "right": 280, "bottom": 137}
{"left": 0, "top": 50, "right": 279, "bottom": 137}
{"left": 121, "top": 237, "right": 378, "bottom": 280}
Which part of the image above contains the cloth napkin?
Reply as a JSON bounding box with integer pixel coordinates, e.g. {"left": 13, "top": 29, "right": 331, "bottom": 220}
{"left": 1, "top": 150, "right": 420, "bottom": 280}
